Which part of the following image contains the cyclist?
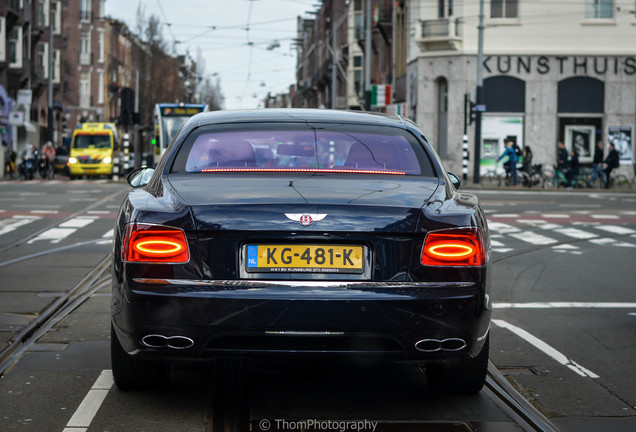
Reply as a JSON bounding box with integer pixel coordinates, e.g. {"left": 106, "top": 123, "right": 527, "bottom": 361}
{"left": 498, "top": 141, "right": 518, "bottom": 186}
{"left": 41, "top": 141, "right": 56, "bottom": 164}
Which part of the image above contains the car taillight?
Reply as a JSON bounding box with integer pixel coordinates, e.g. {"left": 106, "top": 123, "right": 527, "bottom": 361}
{"left": 123, "top": 224, "right": 190, "bottom": 263}
{"left": 421, "top": 228, "right": 485, "bottom": 266}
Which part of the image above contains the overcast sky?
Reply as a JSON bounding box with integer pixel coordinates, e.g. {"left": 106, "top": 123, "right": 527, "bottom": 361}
{"left": 104, "top": 0, "right": 318, "bottom": 109}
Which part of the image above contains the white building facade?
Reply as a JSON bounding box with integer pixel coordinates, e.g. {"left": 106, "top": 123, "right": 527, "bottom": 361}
{"left": 407, "top": 0, "right": 636, "bottom": 179}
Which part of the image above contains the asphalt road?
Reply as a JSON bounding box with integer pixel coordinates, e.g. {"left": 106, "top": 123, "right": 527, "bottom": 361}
{"left": 0, "top": 178, "right": 635, "bottom": 431}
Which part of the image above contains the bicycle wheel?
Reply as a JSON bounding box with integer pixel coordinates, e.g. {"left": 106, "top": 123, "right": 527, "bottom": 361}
{"left": 530, "top": 172, "right": 543, "bottom": 188}
{"left": 543, "top": 173, "right": 557, "bottom": 189}
{"left": 481, "top": 173, "right": 500, "bottom": 188}
{"left": 518, "top": 171, "right": 531, "bottom": 187}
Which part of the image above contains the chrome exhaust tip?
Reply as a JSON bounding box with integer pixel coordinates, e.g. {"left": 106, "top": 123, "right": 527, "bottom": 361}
{"left": 141, "top": 334, "right": 194, "bottom": 350}
{"left": 414, "top": 339, "right": 442, "bottom": 352}
{"left": 414, "top": 338, "right": 467, "bottom": 352}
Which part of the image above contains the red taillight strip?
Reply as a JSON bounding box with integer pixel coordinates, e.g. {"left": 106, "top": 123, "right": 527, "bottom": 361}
{"left": 200, "top": 168, "right": 406, "bottom": 175}
{"left": 123, "top": 224, "right": 190, "bottom": 263}
{"left": 421, "top": 228, "right": 485, "bottom": 267}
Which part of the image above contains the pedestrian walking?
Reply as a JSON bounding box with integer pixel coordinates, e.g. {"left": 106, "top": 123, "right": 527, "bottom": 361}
{"left": 603, "top": 142, "right": 620, "bottom": 188}
{"left": 588, "top": 141, "right": 606, "bottom": 187}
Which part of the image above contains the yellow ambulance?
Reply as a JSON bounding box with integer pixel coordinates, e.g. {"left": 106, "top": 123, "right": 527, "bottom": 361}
{"left": 68, "top": 122, "right": 119, "bottom": 179}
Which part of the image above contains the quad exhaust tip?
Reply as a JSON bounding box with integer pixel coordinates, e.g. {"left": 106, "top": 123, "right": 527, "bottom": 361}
{"left": 414, "top": 338, "right": 467, "bottom": 352}
{"left": 141, "top": 334, "right": 194, "bottom": 350}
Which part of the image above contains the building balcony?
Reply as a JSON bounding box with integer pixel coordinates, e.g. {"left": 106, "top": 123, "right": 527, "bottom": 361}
{"left": 415, "top": 18, "right": 462, "bottom": 52}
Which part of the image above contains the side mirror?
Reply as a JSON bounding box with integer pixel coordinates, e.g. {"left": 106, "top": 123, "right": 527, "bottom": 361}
{"left": 127, "top": 167, "right": 155, "bottom": 188}
{"left": 447, "top": 172, "right": 461, "bottom": 189}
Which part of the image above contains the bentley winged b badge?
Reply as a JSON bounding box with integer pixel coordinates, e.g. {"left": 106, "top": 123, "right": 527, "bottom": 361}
{"left": 285, "top": 213, "right": 327, "bottom": 227}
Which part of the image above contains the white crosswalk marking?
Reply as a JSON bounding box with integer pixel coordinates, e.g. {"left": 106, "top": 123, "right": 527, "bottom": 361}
{"left": 509, "top": 231, "right": 558, "bottom": 245}
{"left": 0, "top": 215, "right": 41, "bottom": 236}
{"left": 487, "top": 221, "right": 520, "bottom": 234}
{"left": 554, "top": 227, "right": 598, "bottom": 239}
{"left": 27, "top": 216, "right": 98, "bottom": 244}
{"left": 595, "top": 225, "right": 636, "bottom": 235}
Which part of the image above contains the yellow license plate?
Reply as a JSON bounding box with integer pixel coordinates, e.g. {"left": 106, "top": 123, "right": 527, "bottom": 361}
{"left": 246, "top": 244, "right": 364, "bottom": 273}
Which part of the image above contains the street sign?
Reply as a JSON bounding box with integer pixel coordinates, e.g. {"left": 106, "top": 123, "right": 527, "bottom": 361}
{"left": 17, "top": 89, "right": 32, "bottom": 106}
{"left": 9, "top": 111, "right": 24, "bottom": 126}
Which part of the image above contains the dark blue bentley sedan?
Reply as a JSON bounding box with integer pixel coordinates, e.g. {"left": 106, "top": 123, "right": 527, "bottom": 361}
{"left": 111, "top": 109, "right": 492, "bottom": 393}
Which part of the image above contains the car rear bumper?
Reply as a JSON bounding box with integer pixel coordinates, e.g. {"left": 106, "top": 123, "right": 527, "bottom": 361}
{"left": 112, "top": 278, "right": 491, "bottom": 364}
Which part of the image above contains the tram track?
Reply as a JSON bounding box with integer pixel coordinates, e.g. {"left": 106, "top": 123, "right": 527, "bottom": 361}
{"left": 0, "top": 254, "right": 111, "bottom": 376}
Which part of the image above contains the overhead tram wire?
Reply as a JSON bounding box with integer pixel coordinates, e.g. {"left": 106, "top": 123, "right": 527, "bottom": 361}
{"left": 240, "top": 0, "right": 256, "bottom": 105}
{"left": 155, "top": 0, "right": 179, "bottom": 52}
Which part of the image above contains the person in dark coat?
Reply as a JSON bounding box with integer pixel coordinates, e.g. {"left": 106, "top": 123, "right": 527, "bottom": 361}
{"left": 603, "top": 143, "right": 620, "bottom": 188}
{"left": 588, "top": 141, "right": 606, "bottom": 187}
{"left": 566, "top": 150, "right": 580, "bottom": 187}
{"left": 556, "top": 141, "right": 568, "bottom": 172}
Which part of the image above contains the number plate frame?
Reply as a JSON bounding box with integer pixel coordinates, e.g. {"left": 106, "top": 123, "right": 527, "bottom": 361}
{"left": 244, "top": 244, "right": 366, "bottom": 274}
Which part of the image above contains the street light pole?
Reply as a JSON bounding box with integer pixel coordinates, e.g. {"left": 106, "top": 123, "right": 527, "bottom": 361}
{"left": 364, "top": 0, "right": 371, "bottom": 111}
{"left": 47, "top": 8, "right": 54, "bottom": 143}
{"left": 473, "top": 0, "right": 485, "bottom": 184}
{"left": 331, "top": 16, "right": 337, "bottom": 109}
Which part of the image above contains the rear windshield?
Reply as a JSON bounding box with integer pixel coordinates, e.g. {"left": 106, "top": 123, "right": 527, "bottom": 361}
{"left": 171, "top": 124, "right": 435, "bottom": 176}
{"left": 72, "top": 134, "right": 112, "bottom": 149}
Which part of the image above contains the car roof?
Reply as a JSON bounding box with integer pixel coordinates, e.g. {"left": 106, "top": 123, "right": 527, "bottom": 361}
{"left": 190, "top": 108, "right": 413, "bottom": 130}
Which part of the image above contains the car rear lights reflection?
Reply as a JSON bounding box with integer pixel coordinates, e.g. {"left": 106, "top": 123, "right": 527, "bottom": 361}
{"left": 123, "top": 224, "right": 189, "bottom": 263}
{"left": 421, "top": 228, "right": 485, "bottom": 266}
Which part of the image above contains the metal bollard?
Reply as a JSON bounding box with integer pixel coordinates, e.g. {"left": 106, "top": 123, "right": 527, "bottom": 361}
{"left": 112, "top": 156, "right": 120, "bottom": 181}
{"left": 462, "top": 134, "right": 469, "bottom": 182}
{"left": 123, "top": 133, "right": 130, "bottom": 175}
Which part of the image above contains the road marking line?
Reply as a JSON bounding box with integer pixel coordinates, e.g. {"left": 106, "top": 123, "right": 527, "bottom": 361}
{"left": 552, "top": 244, "right": 579, "bottom": 250}
{"left": 554, "top": 227, "right": 598, "bottom": 239}
{"left": 59, "top": 216, "right": 98, "bottom": 228}
{"left": 0, "top": 215, "right": 41, "bottom": 236}
{"left": 589, "top": 238, "right": 616, "bottom": 245}
{"left": 63, "top": 370, "right": 113, "bottom": 431}
{"left": 595, "top": 225, "right": 636, "bottom": 235}
{"left": 487, "top": 221, "right": 520, "bottom": 234}
{"left": 490, "top": 213, "right": 520, "bottom": 218}
{"left": 494, "top": 302, "right": 636, "bottom": 308}
{"left": 31, "top": 210, "right": 60, "bottom": 214}
{"left": 27, "top": 228, "right": 76, "bottom": 244}
{"left": 492, "top": 319, "right": 599, "bottom": 379}
{"left": 543, "top": 214, "right": 570, "bottom": 218}
{"left": 493, "top": 248, "right": 514, "bottom": 253}
{"left": 590, "top": 214, "right": 619, "bottom": 219}
{"left": 509, "top": 231, "right": 558, "bottom": 245}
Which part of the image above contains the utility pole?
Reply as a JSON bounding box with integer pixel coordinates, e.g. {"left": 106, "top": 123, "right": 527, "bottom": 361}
{"left": 473, "top": 0, "right": 485, "bottom": 184}
{"left": 331, "top": 16, "right": 337, "bottom": 109}
{"left": 364, "top": 0, "right": 372, "bottom": 111}
{"left": 47, "top": 7, "right": 54, "bottom": 143}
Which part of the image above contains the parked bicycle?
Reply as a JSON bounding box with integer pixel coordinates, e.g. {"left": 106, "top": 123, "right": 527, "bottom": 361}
{"left": 543, "top": 167, "right": 588, "bottom": 189}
